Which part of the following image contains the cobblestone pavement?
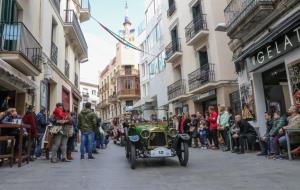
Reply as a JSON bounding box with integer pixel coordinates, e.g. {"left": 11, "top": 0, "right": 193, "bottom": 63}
{"left": 0, "top": 144, "right": 299, "bottom": 190}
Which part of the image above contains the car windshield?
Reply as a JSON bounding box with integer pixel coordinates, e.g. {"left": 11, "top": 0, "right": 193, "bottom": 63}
{"left": 125, "top": 108, "right": 169, "bottom": 126}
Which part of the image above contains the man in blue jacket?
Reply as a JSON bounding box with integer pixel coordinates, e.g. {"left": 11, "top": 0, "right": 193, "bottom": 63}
{"left": 35, "top": 108, "right": 49, "bottom": 158}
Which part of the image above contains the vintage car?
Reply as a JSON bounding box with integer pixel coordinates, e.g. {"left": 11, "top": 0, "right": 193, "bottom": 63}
{"left": 125, "top": 121, "right": 190, "bottom": 169}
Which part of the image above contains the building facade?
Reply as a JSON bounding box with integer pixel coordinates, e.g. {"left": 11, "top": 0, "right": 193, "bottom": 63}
{"left": 0, "top": 0, "right": 90, "bottom": 114}
{"left": 98, "top": 5, "right": 140, "bottom": 122}
{"left": 80, "top": 81, "right": 99, "bottom": 111}
{"left": 224, "top": 0, "right": 300, "bottom": 132}
{"left": 161, "top": 0, "right": 238, "bottom": 116}
{"left": 134, "top": 0, "right": 168, "bottom": 120}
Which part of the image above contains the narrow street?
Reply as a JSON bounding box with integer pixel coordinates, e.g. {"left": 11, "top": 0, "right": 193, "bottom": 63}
{"left": 0, "top": 145, "right": 299, "bottom": 190}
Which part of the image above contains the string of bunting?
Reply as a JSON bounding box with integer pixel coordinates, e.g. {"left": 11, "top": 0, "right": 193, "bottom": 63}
{"left": 71, "top": 0, "right": 156, "bottom": 57}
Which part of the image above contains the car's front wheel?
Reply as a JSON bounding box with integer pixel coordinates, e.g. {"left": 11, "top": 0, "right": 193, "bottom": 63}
{"left": 125, "top": 141, "right": 130, "bottom": 160}
{"left": 130, "top": 143, "right": 136, "bottom": 169}
{"left": 177, "top": 141, "right": 189, "bottom": 166}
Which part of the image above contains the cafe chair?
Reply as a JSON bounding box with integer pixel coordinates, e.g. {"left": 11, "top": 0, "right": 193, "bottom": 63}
{"left": 0, "top": 136, "right": 16, "bottom": 167}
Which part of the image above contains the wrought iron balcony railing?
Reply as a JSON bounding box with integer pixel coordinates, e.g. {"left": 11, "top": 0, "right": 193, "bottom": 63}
{"left": 0, "top": 22, "right": 42, "bottom": 71}
{"left": 188, "top": 64, "right": 215, "bottom": 92}
{"left": 51, "top": 41, "right": 58, "bottom": 65}
{"left": 165, "top": 39, "right": 181, "bottom": 61}
{"left": 108, "top": 92, "right": 118, "bottom": 102}
{"left": 225, "top": 0, "right": 275, "bottom": 31}
{"left": 64, "top": 10, "right": 88, "bottom": 56}
{"left": 185, "top": 14, "right": 208, "bottom": 42}
{"left": 167, "top": 2, "right": 176, "bottom": 17}
{"left": 167, "top": 79, "right": 186, "bottom": 101}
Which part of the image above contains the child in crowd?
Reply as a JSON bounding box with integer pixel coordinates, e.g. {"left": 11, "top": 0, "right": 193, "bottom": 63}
{"left": 199, "top": 118, "right": 208, "bottom": 149}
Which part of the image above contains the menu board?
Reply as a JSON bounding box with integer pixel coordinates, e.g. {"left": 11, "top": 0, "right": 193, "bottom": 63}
{"left": 288, "top": 63, "right": 300, "bottom": 107}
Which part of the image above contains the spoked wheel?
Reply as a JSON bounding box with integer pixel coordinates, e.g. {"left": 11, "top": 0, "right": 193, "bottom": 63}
{"left": 129, "top": 143, "right": 136, "bottom": 169}
{"left": 177, "top": 141, "right": 189, "bottom": 166}
{"left": 120, "top": 136, "right": 125, "bottom": 146}
{"left": 125, "top": 141, "right": 130, "bottom": 160}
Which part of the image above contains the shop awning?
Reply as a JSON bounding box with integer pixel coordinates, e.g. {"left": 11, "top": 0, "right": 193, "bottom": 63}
{"left": 0, "top": 59, "right": 37, "bottom": 91}
{"left": 234, "top": 10, "right": 300, "bottom": 72}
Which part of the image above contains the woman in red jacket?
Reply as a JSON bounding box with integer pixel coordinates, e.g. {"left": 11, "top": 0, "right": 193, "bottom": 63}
{"left": 51, "top": 103, "right": 71, "bottom": 163}
{"left": 22, "top": 105, "right": 38, "bottom": 160}
{"left": 207, "top": 106, "right": 219, "bottom": 149}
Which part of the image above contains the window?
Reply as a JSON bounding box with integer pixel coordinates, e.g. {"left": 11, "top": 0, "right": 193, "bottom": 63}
{"left": 125, "top": 65, "right": 132, "bottom": 75}
{"left": 192, "top": 1, "right": 203, "bottom": 19}
{"left": 126, "top": 100, "right": 134, "bottom": 107}
{"left": 146, "top": 1, "right": 155, "bottom": 24}
{"left": 125, "top": 80, "right": 133, "bottom": 89}
{"left": 141, "top": 63, "right": 145, "bottom": 76}
{"left": 92, "top": 90, "right": 96, "bottom": 95}
{"left": 198, "top": 50, "right": 209, "bottom": 67}
{"left": 148, "top": 51, "right": 166, "bottom": 78}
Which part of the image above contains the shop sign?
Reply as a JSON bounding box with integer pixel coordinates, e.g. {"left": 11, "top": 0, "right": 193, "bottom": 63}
{"left": 288, "top": 62, "right": 300, "bottom": 107}
{"left": 247, "top": 25, "right": 300, "bottom": 72}
{"left": 192, "top": 90, "right": 216, "bottom": 102}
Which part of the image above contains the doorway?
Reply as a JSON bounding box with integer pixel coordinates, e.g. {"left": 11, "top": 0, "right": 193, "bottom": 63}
{"left": 262, "top": 64, "right": 291, "bottom": 114}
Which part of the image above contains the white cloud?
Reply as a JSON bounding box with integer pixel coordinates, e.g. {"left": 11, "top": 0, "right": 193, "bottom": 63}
{"left": 80, "top": 32, "right": 116, "bottom": 84}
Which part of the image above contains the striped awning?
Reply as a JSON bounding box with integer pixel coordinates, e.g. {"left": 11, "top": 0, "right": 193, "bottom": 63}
{"left": 0, "top": 59, "right": 37, "bottom": 91}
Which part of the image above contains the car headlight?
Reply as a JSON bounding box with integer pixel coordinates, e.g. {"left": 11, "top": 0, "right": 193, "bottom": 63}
{"left": 140, "top": 129, "right": 150, "bottom": 139}
{"left": 168, "top": 128, "right": 178, "bottom": 138}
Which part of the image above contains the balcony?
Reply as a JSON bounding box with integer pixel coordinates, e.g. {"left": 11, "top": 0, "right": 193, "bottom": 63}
{"left": 0, "top": 22, "right": 42, "bottom": 76}
{"left": 108, "top": 93, "right": 118, "bottom": 103}
{"left": 167, "top": 79, "right": 187, "bottom": 101}
{"left": 165, "top": 39, "right": 182, "bottom": 63}
{"left": 118, "top": 68, "right": 139, "bottom": 76}
{"left": 82, "top": 92, "right": 89, "bottom": 101}
{"left": 225, "top": 0, "right": 275, "bottom": 38}
{"left": 167, "top": 2, "right": 176, "bottom": 18}
{"left": 188, "top": 64, "right": 215, "bottom": 92}
{"left": 64, "top": 10, "right": 88, "bottom": 60}
{"left": 185, "top": 15, "right": 209, "bottom": 46}
{"left": 50, "top": 42, "right": 58, "bottom": 65}
{"left": 99, "top": 99, "right": 109, "bottom": 109}
{"left": 117, "top": 76, "right": 140, "bottom": 99}
{"left": 79, "top": 0, "right": 91, "bottom": 23}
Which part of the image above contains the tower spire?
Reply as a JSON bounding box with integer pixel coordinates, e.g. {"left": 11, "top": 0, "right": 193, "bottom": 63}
{"left": 123, "top": 1, "right": 131, "bottom": 26}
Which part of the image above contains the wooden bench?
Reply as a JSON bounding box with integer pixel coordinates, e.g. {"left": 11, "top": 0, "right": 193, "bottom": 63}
{"left": 285, "top": 128, "right": 300, "bottom": 160}
{"left": 0, "top": 136, "right": 15, "bottom": 167}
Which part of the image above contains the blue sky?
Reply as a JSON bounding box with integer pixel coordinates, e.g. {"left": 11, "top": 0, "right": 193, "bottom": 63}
{"left": 80, "top": 0, "right": 145, "bottom": 84}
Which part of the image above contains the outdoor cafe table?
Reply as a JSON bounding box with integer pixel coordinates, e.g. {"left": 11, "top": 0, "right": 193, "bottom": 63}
{"left": 285, "top": 128, "right": 300, "bottom": 160}
{"left": 0, "top": 124, "right": 31, "bottom": 167}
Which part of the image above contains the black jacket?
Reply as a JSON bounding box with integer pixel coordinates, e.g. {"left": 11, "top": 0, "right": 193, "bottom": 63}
{"left": 237, "top": 120, "right": 256, "bottom": 136}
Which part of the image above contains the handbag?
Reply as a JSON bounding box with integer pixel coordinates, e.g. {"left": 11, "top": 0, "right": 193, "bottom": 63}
{"left": 67, "top": 125, "right": 74, "bottom": 137}
{"left": 49, "top": 125, "right": 62, "bottom": 135}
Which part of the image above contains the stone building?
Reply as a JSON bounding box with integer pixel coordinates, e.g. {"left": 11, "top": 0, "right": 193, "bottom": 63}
{"left": 0, "top": 0, "right": 90, "bottom": 114}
